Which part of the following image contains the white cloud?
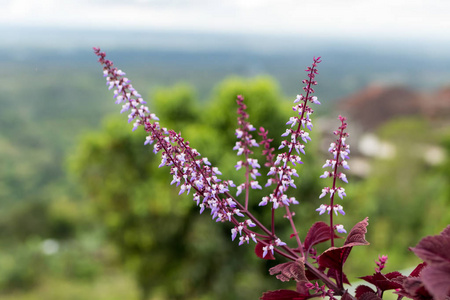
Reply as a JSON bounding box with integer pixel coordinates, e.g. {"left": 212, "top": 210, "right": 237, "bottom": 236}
{"left": 1, "top": 0, "right": 449, "bottom": 42}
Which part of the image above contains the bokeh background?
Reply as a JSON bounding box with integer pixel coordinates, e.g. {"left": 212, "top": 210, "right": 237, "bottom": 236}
{"left": 1, "top": 1, "right": 449, "bottom": 299}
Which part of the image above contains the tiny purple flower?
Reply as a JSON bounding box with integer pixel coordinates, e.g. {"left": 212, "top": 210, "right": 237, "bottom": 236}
{"left": 311, "top": 96, "right": 321, "bottom": 105}
{"left": 334, "top": 205, "right": 345, "bottom": 215}
{"left": 259, "top": 196, "right": 269, "bottom": 206}
{"left": 320, "top": 171, "right": 330, "bottom": 179}
{"left": 231, "top": 228, "right": 238, "bottom": 241}
{"left": 335, "top": 224, "right": 346, "bottom": 233}
{"left": 275, "top": 238, "right": 286, "bottom": 247}
{"left": 316, "top": 204, "right": 328, "bottom": 215}
{"left": 250, "top": 181, "right": 262, "bottom": 190}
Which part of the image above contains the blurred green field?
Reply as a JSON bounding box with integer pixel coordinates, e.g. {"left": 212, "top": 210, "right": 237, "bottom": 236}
{"left": 0, "top": 273, "right": 139, "bottom": 300}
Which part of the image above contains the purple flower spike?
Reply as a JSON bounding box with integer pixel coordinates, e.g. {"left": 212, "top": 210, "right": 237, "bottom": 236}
{"left": 318, "top": 115, "right": 350, "bottom": 246}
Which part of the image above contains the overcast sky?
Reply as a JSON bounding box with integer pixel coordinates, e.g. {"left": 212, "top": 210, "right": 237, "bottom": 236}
{"left": 1, "top": 0, "right": 450, "bottom": 42}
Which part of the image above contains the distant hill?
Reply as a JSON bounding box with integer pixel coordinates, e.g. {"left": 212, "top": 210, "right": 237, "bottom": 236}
{"left": 3, "top": 26, "right": 450, "bottom": 103}
{"left": 337, "top": 85, "right": 450, "bottom": 131}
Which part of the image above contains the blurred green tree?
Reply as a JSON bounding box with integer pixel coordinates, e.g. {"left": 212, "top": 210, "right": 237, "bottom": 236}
{"left": 346, "top": 117, "right": 450, "bottom": 276}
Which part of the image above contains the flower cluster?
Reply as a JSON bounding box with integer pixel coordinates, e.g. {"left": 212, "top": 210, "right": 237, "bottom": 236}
{"left": 375, "top": 255, "right": 388, "bottom": 273}
{"left": 94, "top": 47, "right": 255, "bottom": 240}
{"left": 94, "top": 49, "right": 329, "bottom": 261}
{"left": 94, "top": 49, "right": 381, "bottom": 298}
{"left": 305, "top": 282, "right": 335, "bottom": 299}
{"left": 95, "top": 49, "right": 159, "bottom": 129}
{"left": 317, "top": 115, "right": 350, "bottom": 237}
{"left": 258, "top": 127, "right": 275, "bottom": 167}
{"left": 259, "top": 57, "right": 322, "bottom": 210}
{"left": 233, "top": 95, "right": 262, "bottom": 209}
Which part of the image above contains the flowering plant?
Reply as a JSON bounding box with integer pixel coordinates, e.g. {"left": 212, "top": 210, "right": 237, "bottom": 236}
{"left": 93, "top": 47, "right": 450, "bottom": 300}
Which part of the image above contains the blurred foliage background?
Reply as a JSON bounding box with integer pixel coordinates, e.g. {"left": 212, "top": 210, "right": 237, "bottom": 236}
{"left": 0, "top": 46, "right": 449, "bottom": 300}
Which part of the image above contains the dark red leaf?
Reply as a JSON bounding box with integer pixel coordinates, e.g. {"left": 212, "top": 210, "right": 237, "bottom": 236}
{"left": 318, "top": 218, "right": 370, "bottom": 271}
{"left": 359, "top": 292, "right": 382, "bottom": 300}
{"left": 410, "top": 225, "right": 450, "bottom": 265}
{"left": 304, "top": 221, "right": 341, "bottom": 252}
{"left": 304, "top": 269, "right": 319, "bottom": 281}
{"left": 260, "top": 289, "right": 307, "bottom": 300}
{"left": 410, "top": 262, "right": 427, "bottom": 277}
{"left": 295, "top": 281, "right": 309, "bottom": 294}
{"left": 410, "top": 225, "right": 450, "bottom": 300}
{"left": 395, "top": 277, "right": 433, "bottom": 300}
{"left": 359, "top": 272, "right": 402, "bottom": 291}
{"left": 327, "top": 268, "right": 350, "bottom": 284}
{"left": 392, "top": 263, "right": 426, "bottom": 290}
{"left": 255, "top": 241, "right": 275, "bottom": 260}
{"left": 421, "top": 263, "right": 450, "bottom": 300}
{"left": 269, "top": 260, "right": 307, "bottom": 283}
{"left": 440, "top": 224, "right": 450, "bottom": 238}
{"left": 359, "top": 274, "right": 376, "bottom": 284}
{"left": 355, "top": 285, "right": 376, "bottom": 298}
{"left": 343, "top": 272, "right": 351, "bottom": 285}
{"left": 318, "top": 247, "right": 347, "bottom": 271}
{"left": 385, "top": 271, "right": 403, "bottom": 280}
{"left": 401, "top": 277, "right": 424, "bottom": 293}
{"left": 344, "top": 217, "right": 370, "bottom": 247}
{"left": 341, "top": 291, "right": 354, "bottom": 300}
